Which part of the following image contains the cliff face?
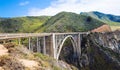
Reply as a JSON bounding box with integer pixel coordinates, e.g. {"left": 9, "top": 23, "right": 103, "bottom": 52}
{"left": 79, "top": 30, "right": 120, "bottom": 70}
{"left": 57, "top": 30, "right": 120, "bottom": 70}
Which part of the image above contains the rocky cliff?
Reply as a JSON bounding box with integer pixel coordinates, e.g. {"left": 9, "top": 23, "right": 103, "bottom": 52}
{"left": 79, "top": 30, "right": 120, "bottom": 70}
{"left": 55, "top": 30, "right": 120, "bottom": 70}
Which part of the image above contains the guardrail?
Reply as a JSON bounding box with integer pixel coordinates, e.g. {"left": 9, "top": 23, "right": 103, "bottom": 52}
{"left": 0, "top": 32, "right": 88, "bottom": 40}
{"left": 0, "top": 33, "right": 52, "bottom": 39}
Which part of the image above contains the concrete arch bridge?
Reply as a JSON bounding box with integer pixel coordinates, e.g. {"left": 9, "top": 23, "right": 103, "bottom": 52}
{"left": 0, "top": 32, "right": 88, "bottom": 59}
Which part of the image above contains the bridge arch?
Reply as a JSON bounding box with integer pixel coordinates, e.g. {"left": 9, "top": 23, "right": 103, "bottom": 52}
{"left": 56, "top": 35, "right": 77, "bottom": 60}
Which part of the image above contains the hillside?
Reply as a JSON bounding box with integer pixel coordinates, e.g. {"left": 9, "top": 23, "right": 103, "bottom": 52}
{"left": 0, "top": 12, "right": 112, "bottom": 33}
{"left": 80, "top": 11, "right": 120, "bottom": 30}
{"left": 38, "top": 12, "right": 106, "bottom": 32}
{"left": 0, "top": 12, "right": 108, "bottom": 33}
{"left": 0, "top": 43, "right": 77, "bottom": 70}
{"left": 0, "top": 16, "right": 49, "bottom": 33}
{"left": 80, "top": 11, "right": 120, "bottom": 25}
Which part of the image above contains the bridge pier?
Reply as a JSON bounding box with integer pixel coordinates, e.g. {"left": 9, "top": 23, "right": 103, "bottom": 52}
{"left": 52, "top": 34, "right": 57, "bottom": 59}
{"left": 28, "top": 37, "right": 31, "bottom": 51}
{"left": 18, "top": 38, "right": 21, "bottom": 45}
{"left": 43, "top": 36, "right": 46, "bottom": 54}
{"left": 37, "top": 37, "right": 41, "bottom": 53}
{"left": 77, "top": 33, "right": 81, "bottom": 57}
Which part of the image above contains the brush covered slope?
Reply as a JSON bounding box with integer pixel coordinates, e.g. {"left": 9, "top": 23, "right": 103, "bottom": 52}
{"left": 0, "top": 16, "right": 49, "bottom": 33}
{"left": 39, "top": 12, "right": 105, "bottom": 32}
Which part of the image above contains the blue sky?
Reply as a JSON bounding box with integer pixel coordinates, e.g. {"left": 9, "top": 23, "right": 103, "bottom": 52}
{"left": 0, "top": 0, "right": 120, "bottom": 17}
{"left": 0, "top": 0, "right": 51, "bottom": 17}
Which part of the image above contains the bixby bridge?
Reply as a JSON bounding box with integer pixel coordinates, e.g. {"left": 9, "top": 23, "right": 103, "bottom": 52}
{"left": 0, "top": 32, "right": 88, "bottom": 59}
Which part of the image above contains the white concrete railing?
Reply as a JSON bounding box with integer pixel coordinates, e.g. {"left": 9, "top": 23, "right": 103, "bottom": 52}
{"left": 0, "top": 32, "right": 88, "bottom": 40}
{"left": 0, "top": 33, "right": 52, "bottom": 39}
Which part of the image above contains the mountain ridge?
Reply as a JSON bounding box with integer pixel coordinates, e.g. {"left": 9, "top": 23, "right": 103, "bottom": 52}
{"left": 0, "top": 11, "right": 118, "bottom": 33}
{"left": 80, "top": 11, "right": 120, "bottom": 25}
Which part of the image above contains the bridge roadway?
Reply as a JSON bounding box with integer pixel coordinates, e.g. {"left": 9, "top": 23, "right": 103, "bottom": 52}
{"left": 0, "top": 32, "right": 88, "bottom": 59}
{"left": 0, "top": 32, "right": 87, "bottom": 39}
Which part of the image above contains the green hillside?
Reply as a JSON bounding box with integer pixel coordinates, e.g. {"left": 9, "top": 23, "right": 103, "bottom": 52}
{"left": 80, "top": 11, "right": 120, "bottom": 26}
{"left": 38, "top": 12, "right": 105, "bottom": 32}
{"left": 0, "top": 12, "right": 106, "bottom": 33}
{"left": 0, "top": 16, "right": 49, "bottom": 33}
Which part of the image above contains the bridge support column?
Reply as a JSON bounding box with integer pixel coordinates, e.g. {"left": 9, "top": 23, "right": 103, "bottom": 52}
{"left": 43, "top": 37, "right": 46, "bottom": 54}
{"left": 52, "top": 34, "right": 56, "bottom": 59}
{"left": 28, "top": 37, "right": 31, "bottom": 50}
{"left": 37, "top": 37, "right": 41, "bottom": 53}
{"left": 18, "top": 38, "right": 21, "bottom": 45}
{"left": 37, "top": 37, "right": 39, "bottom": 52}
{"left": 77, "top": 33, "right": 81, "bottom": 56}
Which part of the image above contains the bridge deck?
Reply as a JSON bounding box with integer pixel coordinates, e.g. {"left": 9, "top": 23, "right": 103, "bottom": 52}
{"left": 0, "top": 32, "right": 87, "bottom": 40}
{"left": 0, "top": 33, "right": 51, "bottom": 39}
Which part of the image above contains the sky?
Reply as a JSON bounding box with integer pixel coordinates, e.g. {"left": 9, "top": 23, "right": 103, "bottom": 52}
{"left": 0, "top": 0, "right": 120, "bottom": 17}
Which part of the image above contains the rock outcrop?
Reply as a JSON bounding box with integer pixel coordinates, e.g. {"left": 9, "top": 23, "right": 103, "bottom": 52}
{"left": 79, "top": 30, "right": 120, "bottom": 70}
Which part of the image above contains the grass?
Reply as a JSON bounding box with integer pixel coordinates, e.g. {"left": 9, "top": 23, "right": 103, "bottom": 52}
{"left": 110, "top": 26, "right": 120, "bottom": 31}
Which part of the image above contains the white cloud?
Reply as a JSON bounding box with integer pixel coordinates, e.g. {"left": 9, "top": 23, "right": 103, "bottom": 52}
{"left": 19, "top": 1, "right": 29, "bottom": 6}
{"left": 28, "top": 0, "right": 120, "bottom": 16}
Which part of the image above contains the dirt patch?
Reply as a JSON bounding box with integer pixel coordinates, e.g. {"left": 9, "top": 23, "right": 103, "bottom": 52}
{"left": 0, "top": 44, "right": 8, "bottom": 56}
{"left": 91, "top": 24, "right": 111, "bottom": 32}
{"left": 19, "top": 59, "right": 39, "bottom": 69}
{"left": 0, "top": 67, "right": 4, "bottom": 70}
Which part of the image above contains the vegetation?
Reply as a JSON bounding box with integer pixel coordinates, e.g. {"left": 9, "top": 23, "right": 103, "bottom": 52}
{"left": 0, "top": 55, "right": 25, "bottom": 70}
{"left": 0, "top": 16, "right": 49, "bottom": 33}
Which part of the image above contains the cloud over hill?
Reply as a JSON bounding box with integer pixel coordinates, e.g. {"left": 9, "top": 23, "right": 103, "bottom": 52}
{"left": 28, "top": 0, "right": 120, "bottom": 16}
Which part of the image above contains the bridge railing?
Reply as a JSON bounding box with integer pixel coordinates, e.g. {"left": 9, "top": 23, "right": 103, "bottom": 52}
{"left": 0, "top": 33, "right": 52, "bottom": 39}
{"left": 0, "top": 32, "right": 88, "bottom": 39}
